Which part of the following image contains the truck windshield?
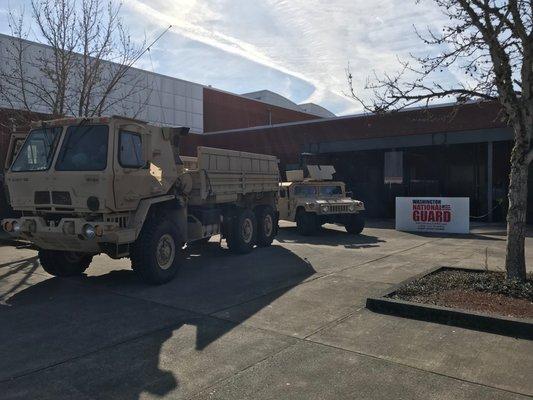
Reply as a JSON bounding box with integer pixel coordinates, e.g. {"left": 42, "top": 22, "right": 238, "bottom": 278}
{"left": 319, "top": 185, "right": 343, "bottom": 196}
{"left": 55, "top": 125, "right": 108, "bottom": 171}
{"left": 11, "top": 127, "right": 62, "bottom": 172}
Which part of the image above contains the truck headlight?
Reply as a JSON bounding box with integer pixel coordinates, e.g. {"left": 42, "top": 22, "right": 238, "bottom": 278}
{"left": 12, "top": 221, "right": 21, "bottom": 234}
{"left": 321, "top": 205, "right": 329, "bottom": 212}
{"left": 349, "top": 204, "right": 356, "bottom": 212}
{"left": 82, "top": 224, "right": 96, "bottom": 239}
{"left": 3, "top": 220, "right": 13, "bottom": 232}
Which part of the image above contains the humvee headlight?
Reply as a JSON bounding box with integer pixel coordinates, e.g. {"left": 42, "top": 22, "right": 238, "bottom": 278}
{"left": 82, "top": 224, "right": 96, "bottom": 240}
{"left": 321, "top": 205, "right": 329, "bottom": 212}
{"left": 307, "top": 203, "right": 315, "bottom": 209}
{"left": 349, "top": 204, "right": 356, "bottom": 212}
{"left": 12, "top": 221, "right": 21, "bottom": 234}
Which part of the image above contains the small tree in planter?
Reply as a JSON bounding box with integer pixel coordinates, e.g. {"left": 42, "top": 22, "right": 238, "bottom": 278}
{"left": 349, "top": 0, "right": 532, "bottom": 282}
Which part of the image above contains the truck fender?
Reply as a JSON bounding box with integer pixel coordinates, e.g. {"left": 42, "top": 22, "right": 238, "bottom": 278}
{"left": 130, "top": 195, "right": 186, "bottom": 241}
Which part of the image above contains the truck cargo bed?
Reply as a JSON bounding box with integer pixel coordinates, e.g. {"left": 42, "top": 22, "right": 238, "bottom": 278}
{"left": 188, "top": 146, "right": 279, "bottom": 205}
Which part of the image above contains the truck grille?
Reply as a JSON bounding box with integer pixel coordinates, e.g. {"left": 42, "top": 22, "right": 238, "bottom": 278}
{"left": 52, "top": 191, "right": 72, "bottom": 205}
{"left": 328, "top": 204, "right": 351, "bottom": 213}
{"left": 34, "top": 191, "right": 51, "bottom": 204}
{"left": 105, "top": 215, "right": 129, "bottom": 228}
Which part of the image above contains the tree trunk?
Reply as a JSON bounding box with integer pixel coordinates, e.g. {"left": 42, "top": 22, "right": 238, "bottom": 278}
{"left": 505, "top": 138, "right": 529, "bottom": 282}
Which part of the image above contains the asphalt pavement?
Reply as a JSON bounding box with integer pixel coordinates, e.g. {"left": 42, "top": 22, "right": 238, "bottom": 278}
{"left": 0, "top": 220, "right": 532, "bottom": 399}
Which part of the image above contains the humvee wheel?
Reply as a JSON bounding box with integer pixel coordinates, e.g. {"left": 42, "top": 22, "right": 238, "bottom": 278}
{"left": 38, "top": 250, "right": 92, "bottom": 277}
{"left": 227, "top": 208, "right": 257, "bottom": 254}
{"left": 131, "top": 218, "right": 182, "bottom": 285}
{"left": 256, "top": 205, "right": 276, "bottom": 247}
{"left": 345, "top": 214, "right": 365, "bottom": 234}
{"left": 296, "top": 210, "right": 319, "bottom": 236}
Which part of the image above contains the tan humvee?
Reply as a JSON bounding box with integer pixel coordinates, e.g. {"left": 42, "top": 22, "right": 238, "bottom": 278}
{"left": 2, "top": 116, "right": 279, "bottom": 284}
{"left": 278, "top": 166, "right": 365, "bottom": 235}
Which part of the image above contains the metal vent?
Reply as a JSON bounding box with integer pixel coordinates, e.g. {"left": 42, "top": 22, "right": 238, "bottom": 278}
{"left": 52, "top": 191, "right": 72, "bottom": 205}
{"left": 34, "top": 191, "right": 51, "bottom": 204}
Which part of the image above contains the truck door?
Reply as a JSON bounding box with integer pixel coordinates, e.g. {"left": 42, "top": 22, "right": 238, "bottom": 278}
{"left": 113, "top": 124, "right": 153, "bottom": 210}
{"left": 4, "top": 133, "right": 26, "bottom": 170}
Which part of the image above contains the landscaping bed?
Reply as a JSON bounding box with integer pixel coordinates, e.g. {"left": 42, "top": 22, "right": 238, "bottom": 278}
{"left": 389, "top": 269, "right": 533, "bottom": 319}
{"left": 366, "top": 267, "right": 533, "bottom": 339}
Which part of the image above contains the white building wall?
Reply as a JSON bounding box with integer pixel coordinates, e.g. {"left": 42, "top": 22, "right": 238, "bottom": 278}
{"left": 0, "top": 34, "right": 204, "bottom": 133}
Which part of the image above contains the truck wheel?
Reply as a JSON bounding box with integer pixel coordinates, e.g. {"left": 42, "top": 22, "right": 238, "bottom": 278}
{"left": 296, "top": 210, "right": 318, "bottom": 236}
{"left": 227, "top": 208, "right": 257, "bottom": 254}
{"left": 38, "top": 250, "right": 92, "bottom": 277}
{"left": 256, "top": 205, "right": 276, "bottom": 247}
{"left": 345, "top": 214, "right": 365, "bottom": 234}
{"left": 131, "top": 219, "right": 182, "bottom": 285}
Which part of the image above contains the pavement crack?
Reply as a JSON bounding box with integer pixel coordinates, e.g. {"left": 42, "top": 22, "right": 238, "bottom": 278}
{"left": 302, "top": 338, "right": 533, "bottom": 399}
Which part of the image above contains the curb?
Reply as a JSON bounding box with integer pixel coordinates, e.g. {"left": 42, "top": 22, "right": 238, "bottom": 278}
{"left": 366, "top": 267, "right": 533, "bottom": 340}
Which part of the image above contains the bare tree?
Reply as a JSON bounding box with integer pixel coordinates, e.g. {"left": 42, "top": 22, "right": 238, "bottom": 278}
{"left": 0, "top": 0, "right": 151, "bottom": 125}
{"left": 349, "top": 0, "right": 532, "bottom": 282}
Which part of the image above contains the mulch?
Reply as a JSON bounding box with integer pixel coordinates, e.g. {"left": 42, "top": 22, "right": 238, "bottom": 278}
{"left": 390, "top": 269, "right": 533, "bottom": 319}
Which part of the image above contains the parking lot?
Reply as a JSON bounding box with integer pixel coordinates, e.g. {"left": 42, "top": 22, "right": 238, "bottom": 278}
{"left": 1, "top": 220, "right": 532, "bottom": 400}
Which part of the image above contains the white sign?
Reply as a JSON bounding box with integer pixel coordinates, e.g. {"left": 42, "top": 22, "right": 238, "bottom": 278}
{"left": 395, "top": 197, "right": 470, "bottom": 234}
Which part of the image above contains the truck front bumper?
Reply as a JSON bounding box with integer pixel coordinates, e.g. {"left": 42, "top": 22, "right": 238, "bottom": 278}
{"left": 1, "top": 216, "right": 135, "bottom": 252}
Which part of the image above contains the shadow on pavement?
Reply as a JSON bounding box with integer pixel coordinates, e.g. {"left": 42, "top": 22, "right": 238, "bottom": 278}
{"left": 0, "top": 245, "right": 314, "bottom": 399}
{"left": 277, "top": 226, "right": 385, "bottom": 249}
{"left": 0, "top": 256, "right": 39, "bottom": 304}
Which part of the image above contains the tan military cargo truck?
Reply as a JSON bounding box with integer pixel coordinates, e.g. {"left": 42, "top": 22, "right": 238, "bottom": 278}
{"left": 278, "top": 166, "right": 365, "bottom": 236}
{"left": 2, "top": 116, "right": 279, "bottom": 284}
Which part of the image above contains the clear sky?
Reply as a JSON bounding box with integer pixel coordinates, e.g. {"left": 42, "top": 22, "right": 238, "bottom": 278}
{"left": 0, "top": 0, "right": 455, "bottom": 115}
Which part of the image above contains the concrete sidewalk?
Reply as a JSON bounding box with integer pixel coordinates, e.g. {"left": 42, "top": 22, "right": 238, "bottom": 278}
{"left": 0, "top": 220, "right": 531, "bottom": 399}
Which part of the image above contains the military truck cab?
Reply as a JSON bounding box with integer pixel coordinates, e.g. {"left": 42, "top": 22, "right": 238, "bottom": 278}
{"left": 2, "top": 116, "right": 279, "bottom": 284}
{"left": 279, "top": 166, "right": 365, "bottom": 235}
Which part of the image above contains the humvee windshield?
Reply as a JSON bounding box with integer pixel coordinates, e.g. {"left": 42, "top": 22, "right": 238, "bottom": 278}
{"left": 11, "top": 127, "right": 62, "bottom": 172}
{"left": 55, "top": 125, "right": 108, "bottom": 171}
{"left": 319, "top": 185, "right": 343, "bottom": 196}
{"left": 294, "top": 185, "right": 317, "bottom": 196}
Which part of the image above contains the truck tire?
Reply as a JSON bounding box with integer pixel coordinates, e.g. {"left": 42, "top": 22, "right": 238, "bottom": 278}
{"left": 38, "top": 250, "right": 92, "bottom": 277}
{"left": 296, "top": 210, "right": 319, "bottom": 236}
{"left": 256, "top": 205, "right": 276, "bottom": 247}
{"left": 130, "top": 218, "right": 182, "bottom": 285}
{"left": 345, "top": 213, "right": 365, "bottom": 234}
{"left": 227, "top": 208, "right": 257, "bottom": 254}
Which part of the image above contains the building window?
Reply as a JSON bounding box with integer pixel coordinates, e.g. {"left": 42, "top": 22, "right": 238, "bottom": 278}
{"left": 384, "top": 151, "right": 403, "bottom": 184}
